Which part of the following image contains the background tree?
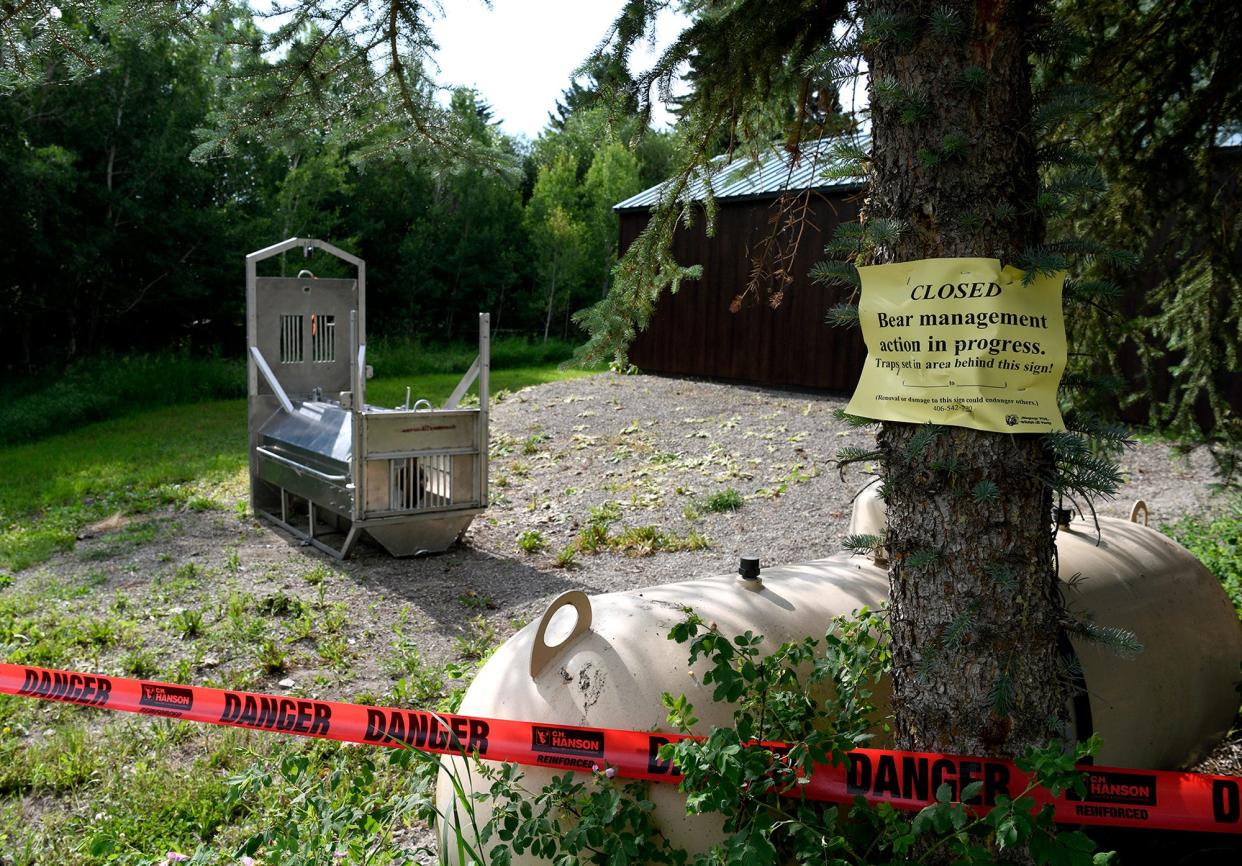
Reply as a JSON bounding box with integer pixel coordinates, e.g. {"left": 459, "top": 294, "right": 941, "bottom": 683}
{"left": 0, "top": 9, "right": 267, "bottom": 368}
{"left": 0, "top": 2, "right": 676, "bottom": 369}
{"left": 525, "top": 154, "right": 589, "bottom": 343}
{"left": 1045, "top": 0, "right": 1242, "bottom": 478}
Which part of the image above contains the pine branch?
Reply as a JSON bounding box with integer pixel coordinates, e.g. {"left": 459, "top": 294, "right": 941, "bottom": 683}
{"left": 904, "top": 423, "right": 945, "bottom": 459}
{"left": 942, "top": 603, "right": 979, "bottom": 651}
{"left": 809, "top": 260, "right": 861, "bottom": 289}
{"left": 904, "top": 549, "right": 941, "bottom": 570}
{"left": 833, "top": 409, "right": 879, "bottom": 428}
{"left": 824, "top": 303, "right": 860, "bottom": 328}
{"left": 972, "top": 479, "right": 1000, "bottom": 504}
{"left": 988, "top": 669, "right": 1014, "bottom": 717}
{"left": 843, "top": 533, "right": 884, "bottom": 556}
{"left": 835, "top": 446, "right": 883, "bottom": 467}
{"left": 1063, "top": 617, "right": 1144, "bottom": 659}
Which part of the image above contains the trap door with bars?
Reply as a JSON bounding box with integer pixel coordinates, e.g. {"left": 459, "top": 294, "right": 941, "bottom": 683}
{"left": 252, "top": 276, "right": 357, "bottom": 401}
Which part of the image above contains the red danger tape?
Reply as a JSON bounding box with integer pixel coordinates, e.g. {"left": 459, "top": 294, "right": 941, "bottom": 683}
{"left": 4, "top": 663, "right": 1241, "bottom": 835}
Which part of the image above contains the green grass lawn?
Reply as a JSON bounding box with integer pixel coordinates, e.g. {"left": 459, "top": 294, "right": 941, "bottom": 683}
{"left": 366, "top": 364, "right": 591, "bottom": 408}
{"left": 0, "top": 365, "right": 593, "bottom": 573}
{"left": 0, "top": 350, "right": 595, "bottom": 863}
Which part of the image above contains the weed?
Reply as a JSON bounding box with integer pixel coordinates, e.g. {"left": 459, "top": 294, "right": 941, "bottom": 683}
{"left": 458, "top": 590, "right": 497, "bottom": 611}
{"left": 386, "top": 617, "right": 429, "bottom": 679}
{"left": 171, "top": 608, "right": 203, "bottom": 639}
{"left": 521, "top": 432, "right": 550, "bottom": 454}
{"left": 510, "top": 459, "right": 531, "bottom": 478}
{"left": 317, "top": 634, "right": 351, "bottom": 670}
{"left": 224, "top": 591, "right": 262, "bottom": 642}
{"left": 552, "top": 544, "right": 579, "bottom": 569}
{"left": 302, "top": 562, "right": 333, "bottom": 586}
{"left": 517, "top": 529, "right": 547, "bottom": 553}
{"left": 258, "top": 639, "right": 288, "bottom": 674}
{"left": 224, "top": 590, "right": 252, "bottom": 622}
{"left": 258, "top": 591, "right": 305, "bottom": 618}
{"left": 702, "top": 488, "right": 744, "bottom": 513}
{"left": 453, "top": 615, "right": 497, "bottom": 661}
{"left": 287, "top": 610, "right": 317, "bottom": 643}
{"left": 122, "top": 650, "right": 158, "bottom": 678}
{"left": 173, "top": 561, "right": 202, "bottom": 585}
{"left": 611, "top": 525, "right": 665, "bottom": 556}
{"left": 576, "top": 523, "right": 610, "bottom": 554}
{"left": 86, "top": 617, "right": 118, "bottom": 648}
{"left": 490, "top": 432, "right": 518, "bottom": 458}
{"left": 224, "top": 548, "right": 241, "bottom": 573}
{"left": 187, "top": 495, "right": 219, "bottom": 511}
{"left": 588, "top": 499, "right": 623, "bottom": 527}
{"left": 166, "top": 656, "right": 196, "bottom": 684}
{"left": 608, "top": 526, "right": 711, "bottom": 557}
{"left": 683, "top": 530, "right": 711, "bottom": 551}
{"left": 321, "top": 602, "right": 348, "bottom": 634}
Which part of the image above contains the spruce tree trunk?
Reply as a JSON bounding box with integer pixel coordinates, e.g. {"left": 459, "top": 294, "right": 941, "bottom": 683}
{"left": 864, "top": 1, "right": 1069, "bottom": 758}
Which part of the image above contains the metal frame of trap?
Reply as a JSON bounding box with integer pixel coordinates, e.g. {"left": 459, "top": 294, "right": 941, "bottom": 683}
{"left": 245, "top": 237, "right": 489, "bottom": 558}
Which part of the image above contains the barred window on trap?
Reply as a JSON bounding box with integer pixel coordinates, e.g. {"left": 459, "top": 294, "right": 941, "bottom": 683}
{"left": 245, "top": 238, "right": 490, "bottom": 558}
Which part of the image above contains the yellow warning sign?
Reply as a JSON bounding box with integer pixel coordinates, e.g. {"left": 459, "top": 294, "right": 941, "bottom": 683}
{"left": 845, "top": 257, "right": 1067, "bottom": 432}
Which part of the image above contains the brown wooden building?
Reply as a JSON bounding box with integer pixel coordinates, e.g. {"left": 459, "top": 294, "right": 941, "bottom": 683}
{"left": 616, "top": 137, "right": 1242, "bottom": 429}
{"left": 615, "top": 140, "right": 867, "bottom": 393}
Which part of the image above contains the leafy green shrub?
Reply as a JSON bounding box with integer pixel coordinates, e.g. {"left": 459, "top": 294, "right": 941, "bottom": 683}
{"left": 1166, "top": 501, "right": 1242, "bottom": 613}
{"left": 470, "top": 609, "right": 1113, "bottom": 866}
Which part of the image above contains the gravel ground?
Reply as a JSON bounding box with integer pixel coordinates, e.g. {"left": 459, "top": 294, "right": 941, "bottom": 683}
{"left": 11, "top": 373, "right": 1236, "bottom": 859}
{"left": 26, "top": 372, "right": 1230, "bottom": 712}
{"left": 474, "top": 372, "right": 1223, "bottom": 580}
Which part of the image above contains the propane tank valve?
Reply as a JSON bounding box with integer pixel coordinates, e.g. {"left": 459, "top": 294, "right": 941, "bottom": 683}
{"left": 737, "top": 555, "right": 762, "bottom": 590}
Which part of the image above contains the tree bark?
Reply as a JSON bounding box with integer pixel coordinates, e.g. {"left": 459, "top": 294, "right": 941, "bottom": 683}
{"left": 863, "top": 0, "right": 1070, "bottom": 759}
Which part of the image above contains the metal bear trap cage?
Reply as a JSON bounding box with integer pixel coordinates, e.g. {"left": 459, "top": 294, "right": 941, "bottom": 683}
{"left": 246, "top": 237, "right": 489, "bottom": 558}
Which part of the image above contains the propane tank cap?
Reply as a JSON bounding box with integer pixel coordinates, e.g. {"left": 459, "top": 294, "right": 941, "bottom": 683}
{"left": 738, "top": 556, "right": 761, "bottom": 582}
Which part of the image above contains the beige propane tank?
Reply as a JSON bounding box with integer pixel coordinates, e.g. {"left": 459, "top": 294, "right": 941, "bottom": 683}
{"left": 438, "top": 492, "right": 1242, "bottom": 863}
{"left": 846, "top": 483, "right": 1242, "bottom": 769}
